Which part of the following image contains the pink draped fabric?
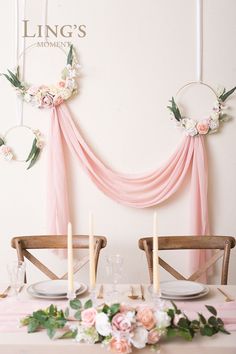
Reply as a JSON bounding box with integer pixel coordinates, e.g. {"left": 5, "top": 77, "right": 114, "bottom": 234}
{"left": 47, "top": 107, "right": 70, "bottom": 234}
{"left": 48, "top": 103, "right": 209, "bottom": 273}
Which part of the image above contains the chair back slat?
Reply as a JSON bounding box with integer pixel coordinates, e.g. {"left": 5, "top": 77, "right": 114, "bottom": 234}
{"left": 159, "top": 258, "right": 187, "bottom": 280}
{"left": 23, "top": 250, "right": 59, "bottom": 280}
{"left": 60, "top": 255, "right": 89, "bottom": 280}
{"left": 139, "top": 236, "right": 235, "bottom": 284}
{"left": 188, "top": 250, "right": 224, "bottom": 282}
{"left": 11, "top": 235, "right": 107, "bottom": 281}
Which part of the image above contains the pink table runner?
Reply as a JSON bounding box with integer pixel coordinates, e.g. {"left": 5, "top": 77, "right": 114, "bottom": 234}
{"left": 1, "top": 295, "right": 236, "bottom": 333}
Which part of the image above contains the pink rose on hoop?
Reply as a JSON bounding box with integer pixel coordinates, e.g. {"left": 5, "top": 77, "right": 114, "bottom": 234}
{"left": 81, "top": 308, "right": 97, "bottom": 328}
{"left": 0, "top": 144, "right": 13, "bottom": 161}
{"left": 196, "top": 120, "right": 210, "bottom": 135}
{"left": 39, "top": 93, "right": 54, "bottom": 108}
{"left": 27, "top": 86, "right": 39, "bottom": 95}
{"left": 53, "top": 95, "right": 64, "bottom": 106}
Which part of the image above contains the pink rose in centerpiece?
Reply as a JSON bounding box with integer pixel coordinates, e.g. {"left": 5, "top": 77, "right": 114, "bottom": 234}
{"left": 136, "top": 306, "right": 156, "bottom": 330}
{"left": 81, "top": 308, "right": 97, "bottom": 328}
{"left": 196, "top": 120, "right": 209, "bottom": 135}
{"left": 39, "top": 93, "right": 54, "bottom": 108}
{"left": 112, "top": 313, "right": 132, "bottom": 333}
{"left": 119, "top": 304, "right": 134, "bottom": 313}
{"left": 109, "top": 338, "right": 131, "bottom": 354}
{"left": 147, "top": 328, "right": 161, "bottom": 344}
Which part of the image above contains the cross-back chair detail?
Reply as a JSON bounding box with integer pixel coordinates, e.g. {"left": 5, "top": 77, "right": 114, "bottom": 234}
{"left": 11, "top": 235, "right": 107, "bottom": 281}
{"left": 138, "top": 236, "right": 235, "bottom": 285}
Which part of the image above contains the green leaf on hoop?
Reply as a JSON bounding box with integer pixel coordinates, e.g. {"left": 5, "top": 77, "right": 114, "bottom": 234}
{"left": 1, "top": 68, "right": 24, "bottom": 89}
{"left": 0, "top": 137, "right": 4, "bottom": 146}
{"left": 27, "top": 147, "right": 41, "bottom": 170}
{"left": 67, "top": 45, "right": 73, "bottom": 66}
{"left": 219, "top": 86, "right": 236, "bottom": 102}
{"left": 26, "top": 138, "right": 37, "bottom": 162}
{"left": 167, "top": 97, "right": 182, "bottom": 121}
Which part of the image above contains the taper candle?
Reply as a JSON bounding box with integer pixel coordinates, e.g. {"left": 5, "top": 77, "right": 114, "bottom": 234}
{"left": 67, "top": 222, "right": 74, "bottom": 294}
{"left": 89, "top": 212, "right": 96, "bottom": 288}
{"left": 153, "top": 211, "right": 160, "bottom": 294}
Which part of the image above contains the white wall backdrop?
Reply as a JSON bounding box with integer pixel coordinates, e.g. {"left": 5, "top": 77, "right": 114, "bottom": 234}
{"left": 0, "top": 0, "right": 235, "bottom": 285}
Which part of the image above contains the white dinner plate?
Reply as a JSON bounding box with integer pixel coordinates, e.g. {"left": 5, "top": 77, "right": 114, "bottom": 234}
{"left": 31, "top": 280, "right": 82, "bottom": 296}
{"left": 27, "top": 282, "right": 88, "bottom": 299}
{"left": 160, "top": 286, "right": 209, "bottom": 300}
{"left": 160, "top": 280, "right": 205, "bottom": 296}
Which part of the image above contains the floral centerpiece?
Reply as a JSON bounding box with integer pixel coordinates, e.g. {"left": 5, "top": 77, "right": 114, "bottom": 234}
{"left": 21, "top": 299, "right": 229, "bottom": 353}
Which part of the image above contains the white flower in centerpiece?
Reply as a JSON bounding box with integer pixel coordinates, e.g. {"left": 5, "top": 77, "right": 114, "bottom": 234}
{"left": 130, "top": 326, "right": 148, "bottom": 349}
{"left": 75, "top": 326, "right": 99, "bottom": 344}
{"left": 155, "top": 310, "right": 171, "bottom": 329}
{"left": 95, "top": 312, "right": 112, "bottom": 337}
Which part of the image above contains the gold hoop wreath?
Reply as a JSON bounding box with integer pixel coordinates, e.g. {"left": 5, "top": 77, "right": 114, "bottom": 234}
{"left": 0, "top": 126, "right": 43, "bottom": 169}
{"left": 1, "top": 44, "right": 80, "bottom": 109}
{"left": 0, "top": 44, "right": 79, "bottom": 169}
{"left": 168, "top": 81, "right": 236, "bottom": 136}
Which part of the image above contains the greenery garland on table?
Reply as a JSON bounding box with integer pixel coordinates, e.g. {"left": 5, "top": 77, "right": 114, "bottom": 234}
{"left": 167, "top": 86, "right": 236, "bottom": 136}
{"left": 21, "top": 299, "right": 230, "bottom": 353}
{"left": 1, "top": 45, "right": 79, "bottom": 109}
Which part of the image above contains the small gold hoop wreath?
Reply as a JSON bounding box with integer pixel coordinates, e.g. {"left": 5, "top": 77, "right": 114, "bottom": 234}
{"left": 168, "top": 81, "right": 236, "bottom": 136}
{"left": 1, "top": 44, "right": 80, "bottom": 109}
{"left": 0, "top": 126, "right": 43, "bottom": 169}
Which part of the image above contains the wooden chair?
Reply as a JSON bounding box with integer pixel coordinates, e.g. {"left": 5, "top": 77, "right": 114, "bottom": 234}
{"left": 138, "top": 236, "right": 235, "bottom": 284}
{"left": 11, "top": 235, "right": 107, "bottom": 281}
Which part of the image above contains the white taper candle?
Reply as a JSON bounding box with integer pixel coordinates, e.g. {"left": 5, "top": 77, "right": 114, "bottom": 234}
{"left": 67, "top": 222, "right": 74, "bottom": 294}
{"left": 153, "top": 211, "right": 160, "bottom": 294}
{"left": 89, "top": 212, "right": 96, "bottom": 288}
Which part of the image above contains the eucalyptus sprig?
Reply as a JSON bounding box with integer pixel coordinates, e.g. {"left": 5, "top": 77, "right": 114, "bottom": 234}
{"left": 219, "top": 86, "right": 236, "bottom": 102}
{"left": 67, "top": 44, "right": 74, "bottom": 66}
{"left": 20, "top": 304, "right": 67, "bottom": 339}
{"left": 167, "top": 97, "right": 182, "bottom": 121}
{"left": 167, "top": 302, "right": 230, "bottom": 341}
{"left": 26, "top": 137, "right": 41, "bottom": 170}
{"left": 1, "top": 67, "right": 25, "bottom": 90}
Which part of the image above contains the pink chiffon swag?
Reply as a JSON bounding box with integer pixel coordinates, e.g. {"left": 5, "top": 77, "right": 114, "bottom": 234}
{"left": 48, "top": 103, "right": 209, "bottom": 275}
